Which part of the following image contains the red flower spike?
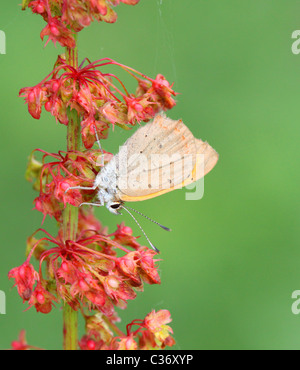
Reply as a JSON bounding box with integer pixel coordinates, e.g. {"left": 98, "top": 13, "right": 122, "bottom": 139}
{"left": 10, "top": 226, "right": 163, "bottom": 319}
{"left": 16, "top": 0, "right": 180, "bottom": 351}
{"left": 8, "top": 262, "right": 39, "bottom": 302}
{"left": 19, "top": 57, "right": 177, "bottom": 148}
{"left": 23, "top": 0, "right": 141, "bottom": 47}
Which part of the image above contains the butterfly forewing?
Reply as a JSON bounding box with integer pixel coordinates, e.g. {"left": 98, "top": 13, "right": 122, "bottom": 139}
{"left": 113, "top": 114, "right": 198, "bottom": 199}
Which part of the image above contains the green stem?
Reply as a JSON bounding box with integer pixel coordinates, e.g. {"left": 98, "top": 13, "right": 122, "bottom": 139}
{"left": 63, "top": 304, "right": 78, "bottom": 350}
{"left": 62, "top": 34, "right": 80, "bottom": 350}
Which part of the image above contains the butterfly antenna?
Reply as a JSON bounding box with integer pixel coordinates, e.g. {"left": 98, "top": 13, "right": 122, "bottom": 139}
{"left": 124, "top": 206, "right": 171, "bottom": 232}
{"left": 121, "top": 205, "right": 160, "bottom": 253}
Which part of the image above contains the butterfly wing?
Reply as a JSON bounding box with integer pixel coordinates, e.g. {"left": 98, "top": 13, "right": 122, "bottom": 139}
{"left": 185, "top": 138, "right": 219, "bottom": 184}
{"left": 110, "top": 114, "right": 218, "bottom": 202}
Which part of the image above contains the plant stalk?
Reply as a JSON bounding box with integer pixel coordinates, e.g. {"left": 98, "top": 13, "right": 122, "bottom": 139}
{"left": 62, "top": 34, "right": 80, "bottom": 350}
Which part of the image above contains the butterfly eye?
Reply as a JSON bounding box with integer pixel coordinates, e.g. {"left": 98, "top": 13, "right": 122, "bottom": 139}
{"left": 110, "top": 203, "right": 121, "bottom": 210}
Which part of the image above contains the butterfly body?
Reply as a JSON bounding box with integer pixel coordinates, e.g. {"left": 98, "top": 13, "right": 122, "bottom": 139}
{"left": 94, "top": 159, "right": 124, "bottom": 214}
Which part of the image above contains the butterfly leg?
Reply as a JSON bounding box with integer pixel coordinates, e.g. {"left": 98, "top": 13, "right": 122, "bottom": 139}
{"left": 79, "top": 189, "right": 106, "bottom": 208}
{"left": 93, "top": 124, "right": 104, "bottom": 167}
{"left": 66, "top": 185, "right": 98, "bottom": 192}
{"left": 79, "top": 202, "right": 103, "bottom": 207}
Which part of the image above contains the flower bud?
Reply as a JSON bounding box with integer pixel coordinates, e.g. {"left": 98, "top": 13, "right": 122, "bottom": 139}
{"left": 8, "top": 262, "right": 38, "bottom": 302}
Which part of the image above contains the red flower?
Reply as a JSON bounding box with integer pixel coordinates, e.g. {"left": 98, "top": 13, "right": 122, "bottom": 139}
{"left": 47, "top": 97, "right": 69, "bottom": 125}
{"left": 151, "top": 74, "right": 177, "bottom": 110}
{"left": 101, "top": 101, "right": 128, "bottom": 128}
{"left": 19, "top": 85, "right": 47, "bottom": 120}
{"left": 111, "top": 334, "right": 138, "bottom": 350}
{"left": 28, "top": 283, "right": 57, "bottom": 314}
{"left": 112, "top": 223, "right": 140, "bottom": 249}
{"left": 79, "top": 333, "right": 107, "bottom": 350}
{"left": 103, "top": 275, "right": 136, "bottom": 302}
{"left": 138, "top": 249, "right": 161, "bottom": 285}
{"left": 125, "top": 95, "right": 154, "bottom": 124}
{"left": 143, "top": 310, "right": 175, "bottom": 348}
{"left": 81, "top": 117, "right": 110, "bottom": 149}
{"left": 34, "top": 191, "right": 62, "bottom": 223}
{"left": 11, "top": 330, "right": 28, "bottom": 350}
{"left": 40, "top": 16, "right": 76, "bottom": 48}
{"left": 117, "top": 251, "right": 142, "bottom": 287}
{"left": 28, "top": 1, "right": 46, "bottom": 16}
{"left": 52, "top": 174, "right": 83, "bottom": 207}
{"left": 8, "top": 262, "right": 38, "bottom": 302}
{"left": 144, "top": 309, "right": 172, "bottom": 332}
{"left": 10, "top": 330, "right": 43, "bottom": 350}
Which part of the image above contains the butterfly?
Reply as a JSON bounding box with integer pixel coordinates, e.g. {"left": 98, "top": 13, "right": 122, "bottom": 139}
{"left": 68, "top": 114, "right": 219, "bottom": 252}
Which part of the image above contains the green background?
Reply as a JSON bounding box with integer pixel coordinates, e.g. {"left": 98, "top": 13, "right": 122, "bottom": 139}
{"left": 0, "top": 0, "right": 299, "bottom": 350}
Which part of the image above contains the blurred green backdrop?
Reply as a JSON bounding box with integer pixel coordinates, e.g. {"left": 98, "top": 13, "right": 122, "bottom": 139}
{"left": 0, "top": 0, "right": 299, "bottom": 350}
